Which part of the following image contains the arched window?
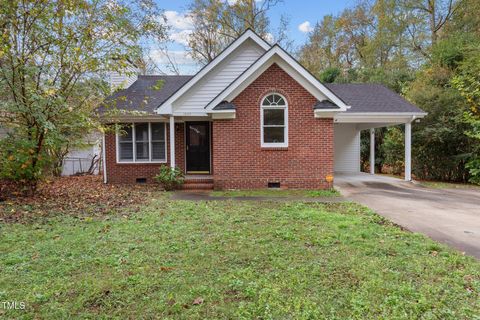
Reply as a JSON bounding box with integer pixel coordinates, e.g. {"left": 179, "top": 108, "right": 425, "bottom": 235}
{"left": 260, "top": 93, "right": 288, "bottom": 147}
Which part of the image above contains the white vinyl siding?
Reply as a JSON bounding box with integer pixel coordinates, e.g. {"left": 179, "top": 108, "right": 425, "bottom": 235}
{"left": 173, "top": 39, "right": 265, "bottom": 112}
{"left": 334, "top": 123, "right": 360, "bottom": 173}
{"left": 109, "top": 64, "right": 138, "bottom": 90}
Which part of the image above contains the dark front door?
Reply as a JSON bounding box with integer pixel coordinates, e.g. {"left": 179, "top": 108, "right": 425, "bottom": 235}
{"left": 186, "top": 122, "right": 210, "bottom": 173}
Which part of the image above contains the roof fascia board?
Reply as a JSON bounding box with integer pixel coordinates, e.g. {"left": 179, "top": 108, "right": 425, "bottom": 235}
{"left": 335, "top": 112, "right": 427, "bottom": 123}
{"left": 337, "top": 112, "right": 427, "bottom": 117}
{"left": 205, "top": 46, "right": 349, "bottom": 111}
{"left": 155, "top": 29, "right": 271, "bottom": 115}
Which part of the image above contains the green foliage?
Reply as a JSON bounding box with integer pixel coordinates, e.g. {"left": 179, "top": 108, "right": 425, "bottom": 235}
{"left": 0, "top": 136, "right": 51, "bottom": 183}
{"left": 465, "top": 159, "right": 480, "bottom": 185}
{"left": 431, "top": 37, "right": 465, "bottom": 69}
{"left": 319, "top": 67, "right": 340, "bottom": 83}
{"left": 151, "top": 79, "right": 165, "bottom": 91}
{"left": 154, "top": 166, "right": 185, "bottom": 191}
{"left": 451, "top": 45, "right": 480, "bottom": 184}
{"left": 407, "top": 66, "right": 474, "bottom": 181}
{"left": 360, "top": 128, "right": 387, "bottom": 173}
{"left": 0, "top": 0, "right": 168, "bottom": 187}
{"left": 381, "top": 127, "right": 405, "bottom": 175}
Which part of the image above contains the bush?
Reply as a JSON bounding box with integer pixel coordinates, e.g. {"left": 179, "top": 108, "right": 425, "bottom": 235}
{"left": 381, "top": 126, "right": 405, "bottom": 175}
{"left": 466, "top": 159, "right": 480, "bottom": 185}
{"left": 154, "top": 166, "right": 184, "bottom": 191}
{"left": 0, "top": 136, "right": 53, "bottom": 192}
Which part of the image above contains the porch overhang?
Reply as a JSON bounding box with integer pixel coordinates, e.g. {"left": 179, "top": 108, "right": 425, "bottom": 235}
{"left": 334, "top": 112, "right": 427, "bottom": 125}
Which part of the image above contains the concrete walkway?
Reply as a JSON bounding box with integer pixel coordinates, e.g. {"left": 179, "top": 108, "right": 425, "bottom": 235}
{"left": 335, "top": 173, "right": 480, "bottom": 259}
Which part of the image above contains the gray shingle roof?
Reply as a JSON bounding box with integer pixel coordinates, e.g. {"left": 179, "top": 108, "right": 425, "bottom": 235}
{"left": 313, "top": 100, "right": 339, "bottom": 110}
{"left": 213, "top": 101, "right": 236, "bottom": 110}
{"left": 325, "top": 83, "right": 424, "bottom": 113}
{"left": 99, "top": 77, "right": 424, "bottom": 115}
{"left": 98, "top": 75, "right": 193, "bottom": 114}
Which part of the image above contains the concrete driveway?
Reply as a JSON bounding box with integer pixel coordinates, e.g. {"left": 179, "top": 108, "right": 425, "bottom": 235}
{"left": 335, "top": 173, "right": 480, "bottom": 259}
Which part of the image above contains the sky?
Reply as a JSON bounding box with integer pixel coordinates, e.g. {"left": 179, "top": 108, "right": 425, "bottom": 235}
{"left": 154, "top": 0, "right": 354, "bottom": 74}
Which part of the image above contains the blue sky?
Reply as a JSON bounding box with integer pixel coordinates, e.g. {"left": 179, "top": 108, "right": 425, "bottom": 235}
{"left": 154, "top": 0, "right": 353, "bottom": 74}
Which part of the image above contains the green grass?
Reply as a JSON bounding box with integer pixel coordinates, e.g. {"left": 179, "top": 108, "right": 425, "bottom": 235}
{"left": 210, "top": 188, "right": 341, "bottom": 198}
{"left": 0, "top": 198, "right": 479, "bottom": 319}
{"left": 420, "top": 180, "right": 480, "bottom": 190}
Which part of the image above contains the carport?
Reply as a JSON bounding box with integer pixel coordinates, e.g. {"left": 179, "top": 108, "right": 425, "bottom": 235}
{"left": 326, "top": 84, "right": 427, "bottom": 181}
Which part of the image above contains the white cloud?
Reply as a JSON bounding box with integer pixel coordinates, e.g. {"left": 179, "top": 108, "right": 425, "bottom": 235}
{"left": 264, "top": 32, "right": 274, "bottom": 44}
{"left": 170, "top": 30, "right": 192, "bottom": 46}
{"left": 164, "top": 10, "right": 194, "bottom": 30}
{"left": 226, "top": 0, "right": 262, "bottom": 4}
{"left": 298, "top": 21, "right": 313, "bottom": 33}
{"left": 150, "top": 50, "right": 195, "bottom": 66}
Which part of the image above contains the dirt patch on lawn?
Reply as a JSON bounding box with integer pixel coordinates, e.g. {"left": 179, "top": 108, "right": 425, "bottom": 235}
{"left": 0, "top": 176, "right": 162, "bottom": 224}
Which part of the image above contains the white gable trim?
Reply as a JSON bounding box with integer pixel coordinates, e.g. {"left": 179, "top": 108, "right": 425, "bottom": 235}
{"left": 205, "top": 45, "right": 350, "bottom": 112}
{"left": 156, "top": 29, "right": 271, "bottom": 115}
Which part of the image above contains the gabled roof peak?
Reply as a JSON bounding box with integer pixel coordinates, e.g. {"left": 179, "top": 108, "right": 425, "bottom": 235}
{"left": 155, "top": 28, "right": 271, "bottom": 115}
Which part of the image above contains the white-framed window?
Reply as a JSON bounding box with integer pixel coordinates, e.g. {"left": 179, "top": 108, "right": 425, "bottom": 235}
{"left": 116, "top": 122, "right": 167, "bottom": 163}
{"left": 260, "top": 93, "right": 288, "bottom": 147}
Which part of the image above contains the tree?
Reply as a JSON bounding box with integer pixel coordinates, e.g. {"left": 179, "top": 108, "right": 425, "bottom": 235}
{"left": 187, "top": 0, "right": 286, "bottom": 65}
{"left": 381, "top": 126, "right": 405, "bottom": 175}
{"left": 451, "top": 45, "right": 480, "bottom": 184}
{"left": 402, "top": 0, "right": 460, "bottom": 49}
{"left": 0, "top": 0, "right": 168, "bottom": 190}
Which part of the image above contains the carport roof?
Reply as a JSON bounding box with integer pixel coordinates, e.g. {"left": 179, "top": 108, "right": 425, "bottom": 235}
{"left": 325, "top": 83, "right": 424, "bottom": 113}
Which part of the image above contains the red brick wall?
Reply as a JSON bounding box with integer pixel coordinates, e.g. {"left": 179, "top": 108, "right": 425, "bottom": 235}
{"left": 212, "top": 63, "right": 334, "bottom": 189}
{"left": 105, "top": 122, "right": 185, "bottom": 184}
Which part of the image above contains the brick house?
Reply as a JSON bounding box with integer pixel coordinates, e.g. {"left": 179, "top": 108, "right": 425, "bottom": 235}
{"left": 99, "top": 30, "right": 426, "bottom": 190}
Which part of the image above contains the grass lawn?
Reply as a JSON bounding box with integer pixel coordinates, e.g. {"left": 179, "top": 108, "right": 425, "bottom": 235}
{"left": 420, "top": 180, "right": 480, "bottom": 190}
{"left": 376, "top": 173, "right": 480, "bottom": 190}
{"left": 1, "top": 191, "right": 479, "bottom": 319}
{"left": 210, "top": 188, "right": 341, "bottom": 198}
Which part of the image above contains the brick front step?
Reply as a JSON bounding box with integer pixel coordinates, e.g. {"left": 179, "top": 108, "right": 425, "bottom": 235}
{"left": 181, "top": 182, "right": 214, "bottom": 190}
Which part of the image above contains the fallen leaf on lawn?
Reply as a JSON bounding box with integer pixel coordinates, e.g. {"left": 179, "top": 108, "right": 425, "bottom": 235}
{"left": 193, "top": 297, "right": 204, "bottom": 305}
{"left": 160, "top": 266, "right": 175, "bottom": 272}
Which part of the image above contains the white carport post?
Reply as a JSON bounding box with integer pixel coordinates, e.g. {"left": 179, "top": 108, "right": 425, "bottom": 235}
{"left": 405, "top": 122, "right": 412, "bottom": 181}
{"left": 370, "top": 128, "right": 375, "bottom": 175}
{"left": 169, "top": 116, "right": 175, "bottom": 169}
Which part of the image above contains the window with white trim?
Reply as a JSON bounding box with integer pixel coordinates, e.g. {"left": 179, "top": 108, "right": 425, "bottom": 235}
{"left": 117, "top": 123, "right": 166, "bottom": 163}
{"left": 261, "top": 93, "right": 288, "bottom": 147}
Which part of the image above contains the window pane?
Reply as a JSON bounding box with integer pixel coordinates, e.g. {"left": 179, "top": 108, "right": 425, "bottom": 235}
{"left": 136, "top": 142, "right": 149, "bottom": 160}
{"left": 264, "top": 127, "right": 285, "bottom": 143}
{"left": 119, "top": 142, "right": 133, "bottom": 160}
{"left": 135, "top": 123, "right": 149, "bottom": 142}
{"left": 151, "top": 123, "right": 165, "bottom": 141}
{"left": 152, "top": 141, "right": 166, "bottom": 160}
{"left": 262, "top": 96, "right": 272, "bottom": 105}
{"left": 264, "top": 109, "right": 284, "bottom": 125}
{"left": 119, "top": 126, "right": 132, "bottom": 142}
{"left": 263, "top": 94, "right": 286, "bottom": 106}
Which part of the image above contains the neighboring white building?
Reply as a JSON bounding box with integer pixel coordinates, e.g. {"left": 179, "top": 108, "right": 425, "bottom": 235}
{"left": 61, "top": 133, "right": 102, "bottom": 176}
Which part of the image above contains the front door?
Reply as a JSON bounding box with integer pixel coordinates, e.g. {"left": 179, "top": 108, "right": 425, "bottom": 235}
{"left": 186, "top": 122, "right": 210, "bottom": 173}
